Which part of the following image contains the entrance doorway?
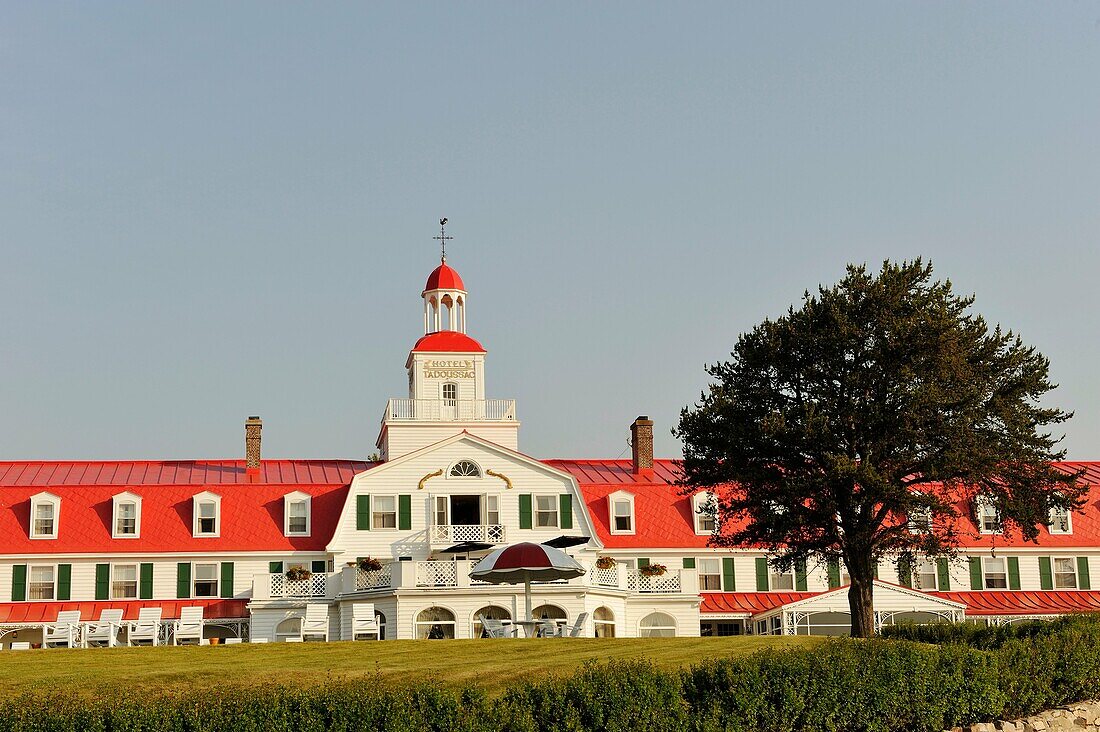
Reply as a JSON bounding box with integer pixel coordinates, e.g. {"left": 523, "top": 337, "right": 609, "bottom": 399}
{"left": 451, "top": 495, "right": 481, "bottom": 526}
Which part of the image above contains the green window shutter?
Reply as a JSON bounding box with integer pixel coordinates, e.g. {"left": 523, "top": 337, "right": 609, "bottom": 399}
{"left": 57, "top": 564, "right": 72, "bottom": 601}
{"left": 94, "top": 563, "right": 110, "bottom": 600}
{"left": 755, "top": 557, "right": 769, "bottom": 591}
{"left": 518, "top": 494, "right": 532, "bottom": 530}
{"left": 311, "top": 560, "right": 327, "bottom": 573}
{"left": 1007, "top": 557, "right": 1021, "bottom": 591}
{"left": 559, "top": 495, "right": 573, "bottom": 530}
{"left": 398, "top": 494, "right": 412, "bottom": 531}
{"left": 269, "top": 561, "right": 284, "bottom": 574}
{"left": 139, "top": 563, "right": 154, "bottom": 599}
{"left": 220, "top": 562, "right": 234, "bottom": 598}
{"left": 722, "top": 557, "right": 736, "bottom": 591}
{"left": 795, "top": 560, "right": 808, "bottom": 592}
{"left": 11, "top": 564, "right": 26, "bottom": 602}
{"left": 968, "top": 557, "right": 983, "bottom": 590}
{"left": 356, "top": 495, "right": 370, "bottom": 531}
{"left": 682, "top": 557, "right": 696, "bottom": 569}
{"left": 638, "top": 558, "right": 650, "bottom": 569}
{"left": 1038, "top": 557, "right": 1053, "bottom": 590}
{"left": 898, "top": 557, "right": 913, "bottom": 588}
{"left": 177, "top": 562, "right": 191, "bottom": 599}
{"left": 827, "top": 558, "right": 841, "bottom": 589}
{"left": 1078, "top": 557, "right": 1091, "bottom": 590}
{"left": 936, "top": 558, "right": 951, "bottom": 591}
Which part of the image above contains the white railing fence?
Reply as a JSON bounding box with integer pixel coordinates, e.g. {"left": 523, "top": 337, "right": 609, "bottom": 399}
{"left": 355, "top": 565, "right": 393, "bottom": 591}
{"left": 385, "top": 399, "right": 516, "bottom": 422}
{"left": 430, "top": 524, "right": 507, "bottom": 545}
{"left": 268, "top": 572, "right": 328, "bottom": 598}
{"left": 590, "top": 565, "right": 619, "bottom": 588}
{"left": 628, "top": 570, "right": 683, "bottom": 594}
{"left": 416, "top": 561, "right": 459, "bottom": 587}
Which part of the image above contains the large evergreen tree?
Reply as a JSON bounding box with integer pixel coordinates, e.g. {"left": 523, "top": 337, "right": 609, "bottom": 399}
{"left": 676, "top": 260, "right": 1085, "bottom": 637}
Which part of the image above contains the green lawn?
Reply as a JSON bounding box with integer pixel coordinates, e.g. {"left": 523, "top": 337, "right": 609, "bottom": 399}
{"left": 0, "top": 636, "right": 818, "bottom": 696}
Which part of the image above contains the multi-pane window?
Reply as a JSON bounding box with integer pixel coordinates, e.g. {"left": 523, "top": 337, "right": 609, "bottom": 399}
{"left": 287, "top": 500, "right": 309, "bottom": 534}
{"left": 486, "top": 495, "right": 500, "bottom": 525}
{"left": 373, "top": 495, "right": 397, "bottom": 529}
{"left": 977, "top": 499, "right": 1001, "bottom": 534}
{"left": 434, "top": 496, "right": 449, "bottom": 526}
{"left": 112, "top": 564, "right": 138, "bottom": 599}
{"left": 535, "top": 496, "right": 558, "bottom": 528}
{"left": 612, "top": 499, "right": 633, "bottom": 533}
{"left": 693, "top": 493, "right": 716, "bottom": 534}
{"left": 196, "top": 501, "right": 218, "bottom": 535}
{"left": 698, "top": 558, "right": 722, "bottom": 591}
{"left": 442, "top": 383, "right": 457, "bottom": 406}
{"left": 1049, "top": 506, "right": 1072, "bottom": 534}
{"left": 983, "top": 557, "right": 1008, "bottom": 589}
{"left": 33, "top": 503, "right": 56, "bottom": 538}
{"left": 28, "top": 565, "right": 55, "bottom": 600}
{"left": 193, "top": 563, "right": 219, "bottom": 597}
{"left": 449, "top": 460, "right": 480, "bottom": 477}
{"left": 115, "top": 503, "right": 138, "bottom": 536}
{"left": 915, "top": 559, "right": 938, "bottom": 590}
{"left": 1054, "top": 557, "right": 1078, "bottom": 589}
{"left": 770, "top": 569, "right": 795, "bottom": 591}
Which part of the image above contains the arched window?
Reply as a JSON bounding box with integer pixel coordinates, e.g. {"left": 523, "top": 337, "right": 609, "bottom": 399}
{"left": 531, "top": 604, "right": 567, "bottom": 635}
{"left": 375, "top": 610, "right": 387, "bottom": 640}
{"left": 275, "top": 617, "right": 302, "bottom": 641}
{"left": 472, "top": 605, "right": 512, "bottom": 638}
{"left": 639, "top": 612, "right": 677, "bottom": 637}
{"left": 449, "top": 460, "right": 481, "bottom": 478}
{"left": 415, "top": 607, "right": 456, "bottom": 639}
{"left": 593, "top": 606, "right": 616, "bottom": 638}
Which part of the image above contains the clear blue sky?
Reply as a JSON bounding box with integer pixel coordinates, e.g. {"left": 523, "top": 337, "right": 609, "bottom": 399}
{"left": 2, "top": 3, "right": 1098, "bottom": 462}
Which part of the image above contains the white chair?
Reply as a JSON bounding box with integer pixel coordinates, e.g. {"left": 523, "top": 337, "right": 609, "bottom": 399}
{"left": 300, "top": 603, "right": 329, "bottom": 642}
{"left": 128, "top": 607, "right": 163, "bottom": 646}
{"left": 561, "top": 612, "right": 589, "bottom": 638}
{"left": 44, "top": 610, "right": 82, "bottom": 648}
{"left": 537, "top": 620, "right": 559, "bottom": 638}
{"left": 84, "top": 609, "right": 125, "bottom": 648}
{"left": 174, "top": 606, "right": 205, "bottom": 646}
{"left": 479, "top": 615, "right": 518, "bottom": 638}
{"left": 351, "top": 603, "right": 380, "bottom": 640}
{"left": 10, "top": 642, "right": 31, "bottom": 650}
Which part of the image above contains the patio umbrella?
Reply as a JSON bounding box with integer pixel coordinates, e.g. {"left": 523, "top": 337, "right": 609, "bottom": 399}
{"left": 438, "top": 541, "right": 494, "bottom": 554}
{"left": 542, "top": 535, "right": 590, "bottom": 549}
{"left": 469, "top": 542, "right": 586, "bottom": 622}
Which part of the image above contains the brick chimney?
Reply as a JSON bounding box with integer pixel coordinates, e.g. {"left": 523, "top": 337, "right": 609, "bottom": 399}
{"left": 245, "top": 416, "right": 262, "bottom": 476}
{"left": 630, "top": 416, "right": 654, "bottom": 475}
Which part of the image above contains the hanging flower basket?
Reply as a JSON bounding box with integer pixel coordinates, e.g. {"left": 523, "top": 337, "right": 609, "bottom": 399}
{"left": 639, "top": 563, "right": 668, "bottom": 577}
{"left": 358, "top": 557, "right": 383, "bottom": 572}
{"left": 285, "top": 567, "right": 312, "bottom": 581}
{"left": 595, "top": 556, "right": 617, "bottom": 570}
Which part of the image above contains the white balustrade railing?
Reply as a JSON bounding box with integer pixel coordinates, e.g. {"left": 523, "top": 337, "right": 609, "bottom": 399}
{"left": 356, "top": 565, "right": 393, "bottom": 591}
{"left": 627, "top": 570, "right": 683, "bottom": 594}
{"left": 430, "top": 524, "right": 507, "bottom": 545}
{"left": 384, "top": 398, "right": 516, "bottom": 422}
{"left": 416, "top": 561, "right": 459, "bottom": 587}
{"left": 268, "top": 572, "right": 328, "bottom": 598}
{"left": 590, "top": 565, "right": 619, "bottom": 588}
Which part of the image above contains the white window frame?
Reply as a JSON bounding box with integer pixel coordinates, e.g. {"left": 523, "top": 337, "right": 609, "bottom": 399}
{"left": 1049, "top": 505, "right": 1072, "bottom": 535}
{"left": 448, "top": 459, "right": 482, "bottom": 478}
{"left": 29, "top": 492, "right": 61, "bottom": 540}
{"left": 976, "top": 497, "right": 1002, "bottom": 535}
{"left": 698, "top": 557, "right": 722, "bottom": 592}
{"left": 608, "top": 491, "right": 635, "bottom": 535}
{"left": 770, "top": 568, "right": 796, "bottom": 591}
{"left": 1053, "top": 556, "right": 1078, "bottom": 589}
{"left": 27, "top": 563, "right": 57, "bottom": 600}
{"left": 441, "top": 382, "right": 458, "bottom": 406}
{"left": 283, "top": 491, "right": 312, "bottom": 537}
{"left": 638, "top": 612, "right": 677, "bottom": 638}
{"left": 112, "top": 492, "right": 142, "bottom": 539}
{"left": 373, "top": 495, "right": 398, "bottom": 530}
{"left": 112, "top": 563, "right": 139, "bottom": 599}
{"left": 915, "top": 559, "right": 938, "bottom": 590}
{"left": 485, "top": 494, "right": 500, "bottom": 525}
{"left": 192, "top": 491, "right": 221, "bottom": 538}
{"left": 983, "top": 556, "right": 1008, "bottom": 590}
{"left": 535, "top": 495, "right": 559, "bottom": 529}
{"left": 693, "top": 492, "right": 717, "bottom": 535}
{"left": 192, "top": 562, "right": 220, "bottom": 598}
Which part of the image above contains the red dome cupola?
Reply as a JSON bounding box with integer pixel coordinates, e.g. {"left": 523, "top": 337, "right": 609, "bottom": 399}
{"left": 424, "top": 259, "right": 465, "bottom": 293}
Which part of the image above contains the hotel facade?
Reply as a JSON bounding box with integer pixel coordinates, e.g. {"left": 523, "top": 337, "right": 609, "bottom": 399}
{"left": 2, "top": 257, "right": 1099, "bottom": 646}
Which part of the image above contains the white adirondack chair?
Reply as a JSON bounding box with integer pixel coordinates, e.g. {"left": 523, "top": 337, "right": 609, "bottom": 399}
{"left": 128, "top": 607, "right": 163, "bottom": 646}
{"left": 300, "top": 603, "right": 329, "bottom": 642}
{"left": 562, "top": 612, "right": 589, "bottom": 638}
{"left": 479, "top": 615, "right": 518, "bottom": 638}
{"left": 174, "top": 606, "right": 205, "bottom": 645}
{"left": 351, "top": 603, "right": 379, "bottom": 640}
{"left": 44, "top": 610, "right": 81, "bottom": 648}
{"left": 84, "top": 609, "right": 125, "bottom": 647}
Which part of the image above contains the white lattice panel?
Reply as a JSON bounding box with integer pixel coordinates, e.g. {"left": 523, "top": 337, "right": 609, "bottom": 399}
{"left": 416, "top": 561, "right": 459, "bottom": 587}
{"left": 356, "top": 565, "right": 393, "bottom": 591}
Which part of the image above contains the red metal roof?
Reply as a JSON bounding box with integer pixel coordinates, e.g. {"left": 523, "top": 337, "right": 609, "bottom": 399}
{"left": 0, "top": 460, "right": 374, "bottom": 555}
{"left": 424, "top": 260, "right": 465, "bottom": 291}
{"left": 411, "top": 331, "right": 486, "bottom": 353}
{"left": 0, "top": 599, "right": 248, "bottom": 623}
{"left": 700, "top": 592, "right": 816, "bottom": 615}
{"left": 935, "top": 590, "right": 1100, "bottom": 616}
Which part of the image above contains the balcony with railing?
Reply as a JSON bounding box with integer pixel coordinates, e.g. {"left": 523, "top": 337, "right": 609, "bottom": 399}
{"left": 255, "top": 572, "right": 331, "bottom": 599}
{"left": 383, "top": 398, "right": 516, "bottom": 422}
{"left": 429, "top": 523, "right": 507, "bottom": 546}
{"left": 591, "top": 566, "right": 688, "bottom": 594}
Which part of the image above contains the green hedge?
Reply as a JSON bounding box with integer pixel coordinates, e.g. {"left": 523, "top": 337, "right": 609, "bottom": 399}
{"left": 2, "top": 617, "right": 1098, "bottom": 732}
{"left": 879, "top": 613, "right": 1098, "bottom": 649}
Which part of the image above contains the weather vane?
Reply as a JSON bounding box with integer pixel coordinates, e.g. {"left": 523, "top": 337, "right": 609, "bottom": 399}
{"left": 433, "top": 217, "right": 453, "bottom": 261}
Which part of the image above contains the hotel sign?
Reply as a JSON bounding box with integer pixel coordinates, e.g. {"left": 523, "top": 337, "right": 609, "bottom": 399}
{"left": 423, "top": 359, "right": 475, "bottom": 379}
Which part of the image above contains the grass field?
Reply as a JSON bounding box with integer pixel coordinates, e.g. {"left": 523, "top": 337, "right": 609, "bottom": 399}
{"left": 0, "top": 636, "right": 817, "bottom": 696}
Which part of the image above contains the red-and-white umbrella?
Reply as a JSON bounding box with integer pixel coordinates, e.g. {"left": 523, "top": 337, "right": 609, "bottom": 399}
{"left": 470, "top": 542, "right": 586, "bottom": 622}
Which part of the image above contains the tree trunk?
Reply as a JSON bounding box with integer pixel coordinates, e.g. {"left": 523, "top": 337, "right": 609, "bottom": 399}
{"left": 847, "top": 555, "right": 876, "bottom": 638}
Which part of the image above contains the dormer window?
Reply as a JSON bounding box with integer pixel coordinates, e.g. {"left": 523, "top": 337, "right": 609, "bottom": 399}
{"left": 29, "top": 492, "right": 60, "bottom": 539}
{"left": 908, "top": 507, "right": 932, "bottom": 534}
{"left": 608, "top": 491, "right": 635, "bottom": 535}
{"left": 693, "top": 492, "right": 716, "bottom": 535}
{"left": 976, "top": 496, "right": 1001, "bottom": 535}
{"left": 192, "top": 492, "right": 221, "bottom": 537}
{"left": 112, "top": 492, "right": 142, "bottom": 538}
{"left": 284, "top": 492, "right": 311, "bottom": 536}
{"left": 1049, "top": 504, "right": 1072, "bottom": 535}
{"left": 449, "top": 460, "right": 481, "bottom": 478}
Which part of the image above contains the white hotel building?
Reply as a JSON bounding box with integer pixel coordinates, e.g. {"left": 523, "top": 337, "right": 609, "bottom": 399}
{"left": 1, "top": 257, "right": 1099, "bottom": 646}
